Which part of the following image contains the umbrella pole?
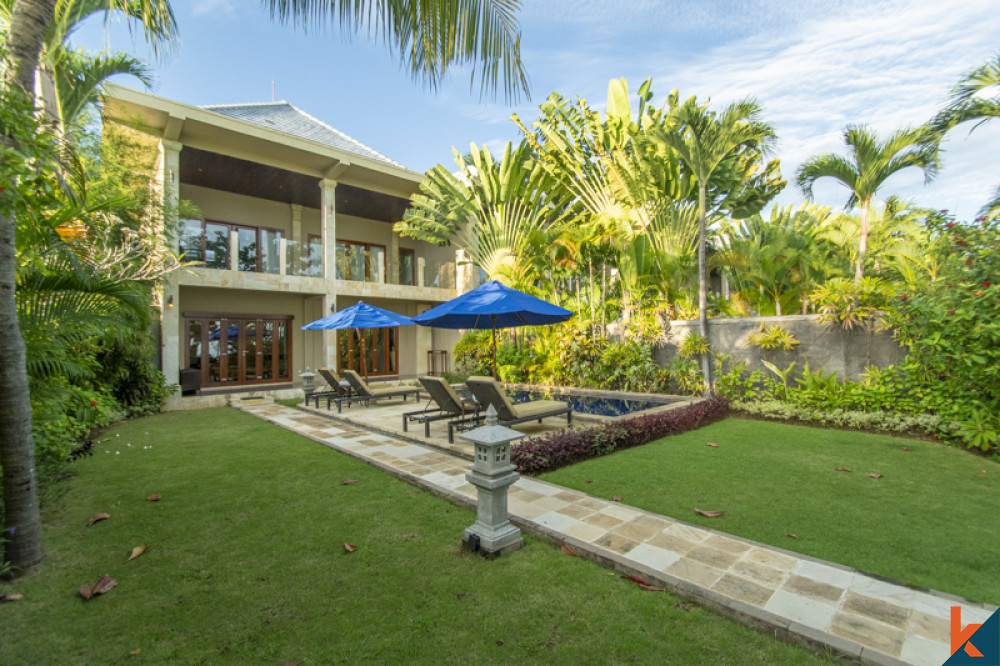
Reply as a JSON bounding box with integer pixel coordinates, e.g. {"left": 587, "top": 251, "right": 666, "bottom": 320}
{"left": 358, "top": 328, "right": 368, "bottom": 381}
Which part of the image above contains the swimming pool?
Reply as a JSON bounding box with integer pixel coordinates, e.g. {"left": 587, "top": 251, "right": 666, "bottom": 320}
{"left": 505, "top": 389, "right": 673, "bottom": 417}
{"left": 456, "top": 384, "right": 687, "bottom": 420}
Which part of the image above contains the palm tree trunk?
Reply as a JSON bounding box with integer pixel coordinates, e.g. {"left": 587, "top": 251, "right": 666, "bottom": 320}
{"left": 855, "top": 198, "right": 871, "bottom": 283}
{"left": 601, "top": 262, "right": 607, "bottom": 336}
{"left": 0, "top": 0, "right": 57, "bottom": 576}
{"left": 697, "top": 183, "right": 711, "bottom": 390}
{"left": 588, "top": 257, "right": 596, "bottom": 341}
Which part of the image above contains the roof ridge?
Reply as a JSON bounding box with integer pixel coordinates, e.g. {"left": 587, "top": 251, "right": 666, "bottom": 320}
{"left": 284, "top": 102, "right": 400, "bottom": 167}
{"left": 202, "top": 101, "right": 291, "bottom": 109}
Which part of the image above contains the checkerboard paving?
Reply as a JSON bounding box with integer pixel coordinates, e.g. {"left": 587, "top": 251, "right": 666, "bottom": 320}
{"left": 242, "top": 403, "right": 997, "bottom": 666}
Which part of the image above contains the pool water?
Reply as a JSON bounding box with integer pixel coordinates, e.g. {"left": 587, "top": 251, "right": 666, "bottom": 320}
{"left": 505, "top": 389, "right": 671, "bottom": 417}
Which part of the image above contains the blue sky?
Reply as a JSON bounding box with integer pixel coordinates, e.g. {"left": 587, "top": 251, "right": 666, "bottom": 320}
{"left": 77, "top": 0, "right": 1000, "bottom": 221}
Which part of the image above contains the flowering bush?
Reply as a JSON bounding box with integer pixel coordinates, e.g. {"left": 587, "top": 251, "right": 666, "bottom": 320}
{"left": 886, "top": 212, "right": 1000, "bottom": 451}
{"left": 511, "top": 396, "right": 730, "bottom": 474}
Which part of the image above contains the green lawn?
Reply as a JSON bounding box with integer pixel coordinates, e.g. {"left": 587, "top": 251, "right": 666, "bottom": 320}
{"left": 0, "top": 409, "right": 828, "bottom": 664}
{"left": 541, "top": 417, "right": 1000, "bottom": 606}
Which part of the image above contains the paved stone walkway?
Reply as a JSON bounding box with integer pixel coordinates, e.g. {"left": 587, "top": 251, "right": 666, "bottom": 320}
{"left": 241, "top": 402, "right": 996, "bottom": 666}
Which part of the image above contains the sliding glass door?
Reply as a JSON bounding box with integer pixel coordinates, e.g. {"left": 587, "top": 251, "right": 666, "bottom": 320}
{"left": 186, "top": 314, "right": 292, "bottom": 387}
{"left": 337, "top": 327, "right": 398, "bottom": 377}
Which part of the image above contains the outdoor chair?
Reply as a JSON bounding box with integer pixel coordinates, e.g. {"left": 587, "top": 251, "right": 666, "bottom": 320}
{"left": 308, "top": 367, "right": 349, "bottom": 407}
{"left": 403, "top": 376, "right": 481, "bottom": 438}
{"left": 460, "top": 376, "right": 572, "bottom": 442}
{"left": 330, "top": 370, "right": 421, "bottom": 413}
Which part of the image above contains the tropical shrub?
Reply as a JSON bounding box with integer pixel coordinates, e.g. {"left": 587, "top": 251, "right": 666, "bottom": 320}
{"left": 511, "top": 396, "right": 731, "bottom": 474}
{"left": 732, "top": 400, "right": 944, "bottom": 437}
{"left": 810, "top": 277, "right": 893, "bottom": 330}
{"left": 885, "top": 212, "right": 1000, "bottom": 451}
{"left": 746, "top": 324, "right": 800, "bottom": 351}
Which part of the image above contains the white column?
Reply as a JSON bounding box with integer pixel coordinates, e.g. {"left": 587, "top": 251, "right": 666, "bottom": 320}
{"left": 455, "top": 248, "right": 475, "bottom": 294}
{"left": 160, "top": 140, "right": 183, "bottom": 390}
{"left": 417, "top": 257, "right": 426, "bottom": 287}
{"left": 290, "top": 203, "right": 303, "bottom": 276}
{"left": 228, "top": 230, "right": 239, "bottom": 271}
{"left": 319, "top": 179, "right": 338, "bottom": 364}
{"left": 388, "top": 231, "right": 399, "bottom": 285}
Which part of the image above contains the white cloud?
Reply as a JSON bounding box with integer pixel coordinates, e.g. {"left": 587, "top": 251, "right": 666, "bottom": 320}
{"left": 508, "top": 0, "right": 1000, "bottom": 220}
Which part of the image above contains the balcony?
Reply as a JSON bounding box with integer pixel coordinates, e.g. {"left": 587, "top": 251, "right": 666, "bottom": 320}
{"left": 175, "top": 220, "right": 458, "bottom": 301}
{"left": 177, "top": 221, "right": 325, "bottom": 293}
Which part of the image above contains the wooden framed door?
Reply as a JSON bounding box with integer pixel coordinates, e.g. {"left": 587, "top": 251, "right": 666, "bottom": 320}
{"left": 336, "top": 327, "right": 398, "bottom": 377}
{"left": 185, "top": 313, "right": 293, "bottom": 387}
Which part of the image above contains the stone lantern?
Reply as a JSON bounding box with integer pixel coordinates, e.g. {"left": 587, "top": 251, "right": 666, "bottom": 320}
{"left": 459, "top": 405, "right": 524, "bottom": 556}
{"left": 299, "top": 368, "right": 317, "bottom": 400}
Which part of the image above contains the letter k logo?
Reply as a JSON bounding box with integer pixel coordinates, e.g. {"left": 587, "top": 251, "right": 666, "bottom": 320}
{"left": 953, "top": 606, "right": 985, "bottom": 658}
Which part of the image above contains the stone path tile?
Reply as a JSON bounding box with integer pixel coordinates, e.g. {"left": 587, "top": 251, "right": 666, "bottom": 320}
{"left": 765, "top": 589, "right": 838, "bottom": 631}
{"left": 240, "top": 403, "right": 999, "bottom": 666}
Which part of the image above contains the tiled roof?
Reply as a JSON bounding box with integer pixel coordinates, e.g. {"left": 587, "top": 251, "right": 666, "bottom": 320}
{"left": 202, "top": 101, "right": 402, "bottom": 168}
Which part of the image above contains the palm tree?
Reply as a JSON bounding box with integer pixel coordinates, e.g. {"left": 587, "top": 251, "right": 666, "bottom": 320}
{"left": 817, "top": 196, "right": 928, "bottom": 284}
{"left": 264, "top": 0, "right": 529, "bottom": 103}
{"left": 796, "top": 125, "right": 938, "bottom": 283}
{"left": 652, "top": 93, "right": 783, "bottom": 386}
{"left": 715, "top": 203, "right": 832, "bottom": 316}
{"left": 0, "top": 0, "right": 176, "bottom": 126}
{"left": 395, "top": 141, "right": 574, "bottom": 290}
{"left": 515, "top": 78, "right": 692, "bottom": 327}
{"left": 53, "top": 47, "right": 152, "bottom": 128}
{"left": 0, "top": 0, "right": 177, "bottom": 577}
{"left": 932, "top": 54, "right": 1000, "bottom": 218}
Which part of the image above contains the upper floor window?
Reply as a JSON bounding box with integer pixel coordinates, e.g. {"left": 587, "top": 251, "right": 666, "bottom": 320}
{"left": 399, "top": 248, "right": 415, "bottom": 286}
{"left": 179, "top": 219, "right": 282, "bottom": 274}
{"left": 336, "top": 240, "right": 385, "bottom": 282}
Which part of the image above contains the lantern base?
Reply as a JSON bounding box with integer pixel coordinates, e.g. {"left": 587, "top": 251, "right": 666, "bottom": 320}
{"left": 462, "top": 522, "right": 523, "bottom": 557}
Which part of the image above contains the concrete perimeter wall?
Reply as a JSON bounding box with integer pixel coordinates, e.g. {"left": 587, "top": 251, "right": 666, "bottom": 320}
{"left": 654, "top": 314, "right": 906, "bottom": 382}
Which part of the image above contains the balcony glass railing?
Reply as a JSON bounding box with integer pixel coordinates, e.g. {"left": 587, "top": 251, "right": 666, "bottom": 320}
{"left": 178, "top": 220, "right": 453, "bottom": 289}
{"left": 423, "top": 256, "right": 456, "bottom": 290}
{"left": 179, "top": 221, "right": 324, "bottom": 278}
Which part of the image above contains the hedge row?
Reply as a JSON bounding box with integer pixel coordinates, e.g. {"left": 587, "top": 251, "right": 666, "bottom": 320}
{"left": 510, "top": 396, "right": 731, "bottom": 475}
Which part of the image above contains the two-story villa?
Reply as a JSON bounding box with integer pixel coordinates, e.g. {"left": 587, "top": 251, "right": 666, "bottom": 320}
{"left": 102, "top": 84, "right": 465, "bottom": 405}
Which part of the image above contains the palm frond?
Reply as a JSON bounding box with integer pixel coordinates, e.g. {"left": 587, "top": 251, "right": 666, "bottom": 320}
{"left": 264, "top": 0, "right": 528, "bottom": 102}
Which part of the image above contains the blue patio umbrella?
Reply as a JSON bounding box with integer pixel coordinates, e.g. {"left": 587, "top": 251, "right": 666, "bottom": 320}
{"left": 301, "top": 301, "right": 413, "bottom": 379}
{"left": 412, "top": 281, "right": 574, "bottom": 379}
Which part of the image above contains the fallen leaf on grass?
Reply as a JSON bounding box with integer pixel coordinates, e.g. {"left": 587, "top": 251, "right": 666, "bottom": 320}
{"left": 835, "top": 467, "right": 851, "bottom": 472}
{"left": 79, "top": 574, "right": 117, "bottom": 600}
{"left": 695, "top": 509, "right": 725, "bottom": 518}
{"left": 610, "top": 496, "right": 622, "bottom": 502}
{"left": 706, "top": 442, "right": 719, "bottom": 447}
{"left": 621, "top": 575, "right": 664, "bottom": 591}
{"left": 87, "top": 512, "right": 110, "bottom": 526}
{"left": 128, "top": 545, "right": 149, "bottom": 561}
{"left": 0, "top": 593, "right": 23, "bottom": 602}
{"left": 784, "top": 533, "right": 799, "bottom": 539}
{"left": 130, "top": 649, "right": 141, "bottom": 655}
{"left": 584, "top": 479, "right": 593, "bottom": 484}
{"left": 868, "top": 473, "right": 883, "bottom": 479}
{"left": 341, "top": 478, "right": 358, "bottom": 485}
{"left": 146, "top": 494, "right": 161, "bottom": 501}
{"left": 343, "top": 542, "right": 357, "bottom": 553}
{"left": 560, "top": 543, "right": 579, "bottom": 558}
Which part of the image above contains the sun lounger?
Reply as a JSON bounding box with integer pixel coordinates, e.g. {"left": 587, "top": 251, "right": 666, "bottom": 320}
{"left": 403, "top": 376, "right": 481, "bottom": 438}
{"left": 460, "top": 376, "right": 572, "bottom": 442}
{"left": 308, "top": 367, "right": 349, "bottom": 407}
{"left": 330, "top": 369, "right": 421, "bottom": 412}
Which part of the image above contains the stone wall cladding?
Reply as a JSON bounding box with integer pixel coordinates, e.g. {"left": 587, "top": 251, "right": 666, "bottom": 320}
{"left": 653, "top": 314, "right": 905, "bottom": 382}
